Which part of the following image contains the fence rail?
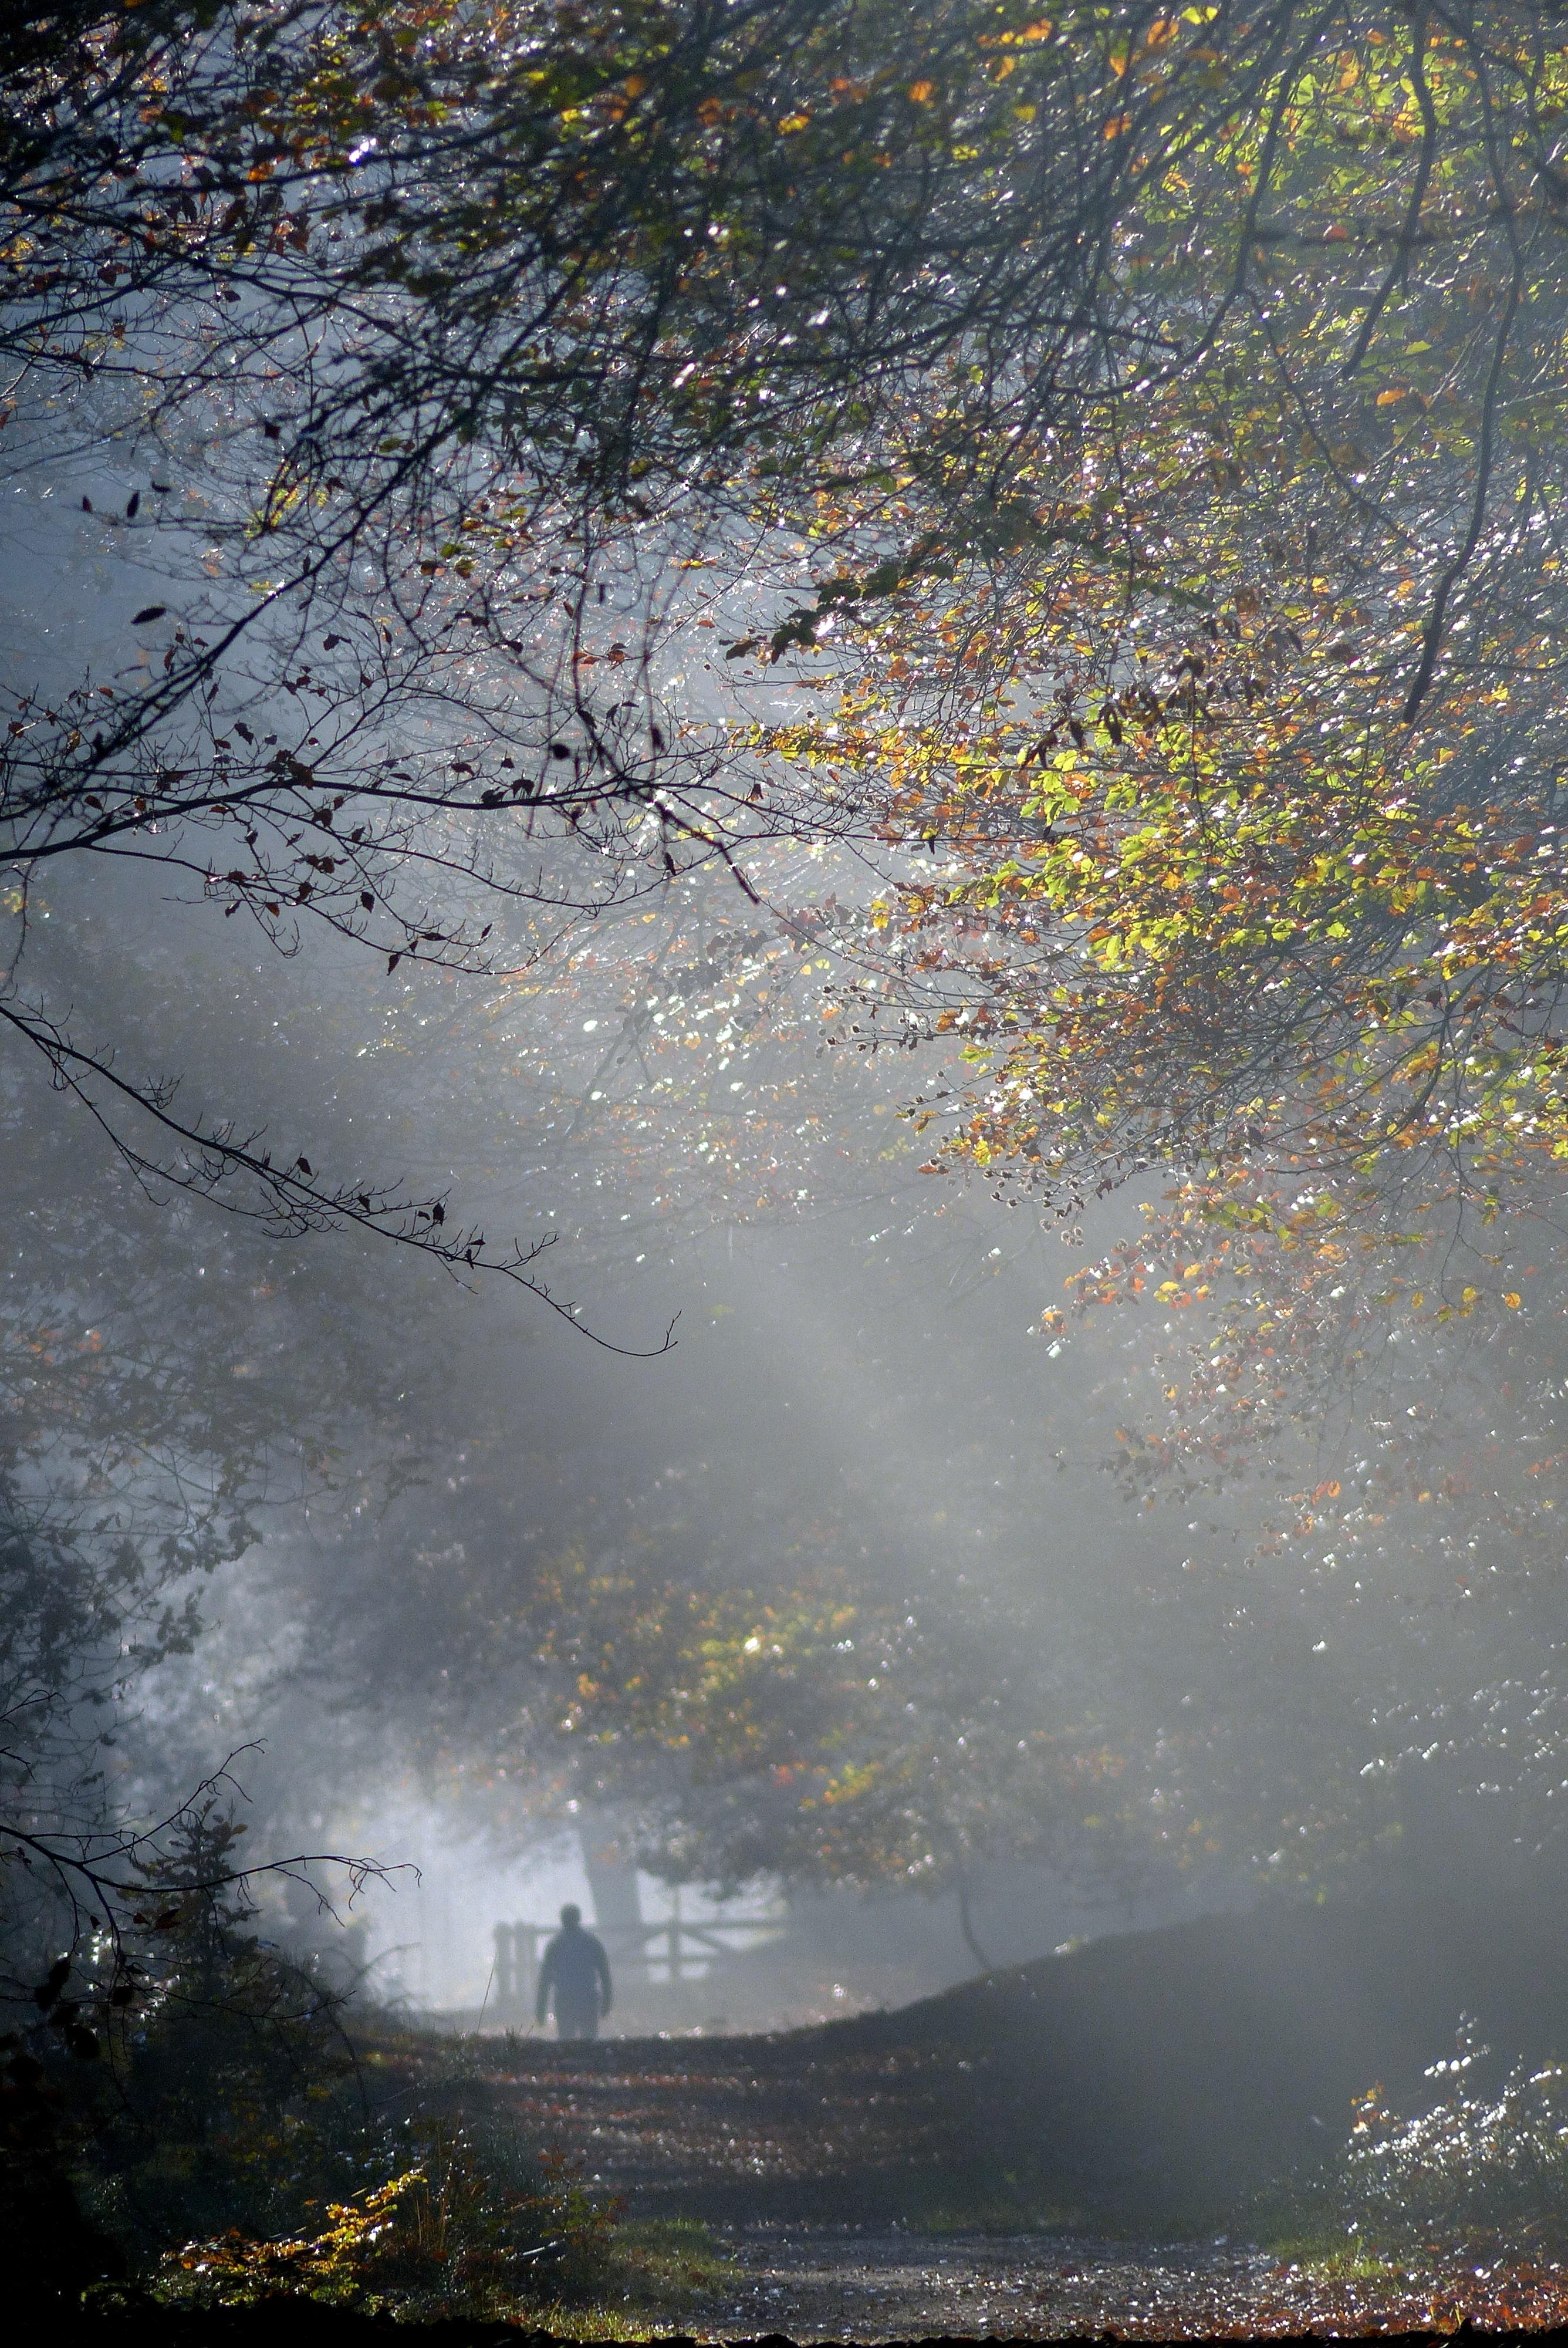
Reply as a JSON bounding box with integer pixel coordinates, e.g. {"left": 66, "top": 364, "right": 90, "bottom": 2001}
{"left": 491, "top": 1904, "right": 785, "bottom": 2015}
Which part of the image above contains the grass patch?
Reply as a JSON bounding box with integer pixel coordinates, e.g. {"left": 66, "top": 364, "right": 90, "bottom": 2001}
{"left": 614, "top": 2217, "right": 738, "bottom": 2298}
{"left": 522, "top": 2305, "right": 692, "bottom": 2341}
{"left": 532, "top": 2219, "right": 740, "bottom": 2339}
{"left": 1262, "top": 2231, "right": 1419, "bottom": 2285}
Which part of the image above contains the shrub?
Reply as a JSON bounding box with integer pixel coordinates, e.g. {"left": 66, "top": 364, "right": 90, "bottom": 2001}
{"left": 1343, "top": 2018, "right": 1568, "bottom": 2248}
{"left": 152, "top": 2128, "right": 624, "bottom": 2317}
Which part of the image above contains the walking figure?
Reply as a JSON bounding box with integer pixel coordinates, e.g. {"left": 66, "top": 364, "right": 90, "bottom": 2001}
{"left": 535, "top": 1902, "right": 613, "bottom": 2040}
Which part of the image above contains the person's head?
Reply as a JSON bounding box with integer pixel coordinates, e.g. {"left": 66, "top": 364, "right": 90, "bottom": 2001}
{"left": 560, "top": 1902, "right": 582, "bottom": 1929}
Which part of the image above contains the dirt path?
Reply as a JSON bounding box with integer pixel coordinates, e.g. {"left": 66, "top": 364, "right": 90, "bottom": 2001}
{"left": 370, "top": 2029, "right": 1568, "bottom": 2333}
{"left": 691, "top": 2232, "right": 1276, "bottom": 2340}
{"left": 458, "top": 2038, "right": 985, "bottom": 2226}
{"left": 674, "top": 2230, "right": 1568, "bottom": 2340}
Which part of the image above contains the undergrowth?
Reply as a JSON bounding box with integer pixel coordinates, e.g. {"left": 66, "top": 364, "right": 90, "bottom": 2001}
{"left": 3, "top": 1812, "right": 718, "bottom": 2323}
{"left": 1255, "top": 2018, "right": 1568, "bottom": 2277}
{"left": 143, "top": 2127, "right": 627, "bottom": 2317}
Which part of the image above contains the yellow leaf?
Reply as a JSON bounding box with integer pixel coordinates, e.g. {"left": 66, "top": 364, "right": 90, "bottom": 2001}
{"left": 1505, "top": 1291, "right": 1522, "bottom": 1308}
{"left": 1376, "top": 387, "right": 1407, "bottom": 406}
{"left": 908, "top": 80, "right": 935, "bottom": 103}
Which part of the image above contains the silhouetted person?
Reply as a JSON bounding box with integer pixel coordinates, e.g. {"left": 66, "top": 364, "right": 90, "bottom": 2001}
{"left": 535, "top": 1902, "right": 612, "bottom": 2040}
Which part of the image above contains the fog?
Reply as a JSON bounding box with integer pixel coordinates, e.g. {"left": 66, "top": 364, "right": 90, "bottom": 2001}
{"left": 5, "top": 817, "right": 1539, "bottom": 2035}
{"left": 37, "top": 869, "right": 1213, "bottom": 2018}
{"left": 12, "top": 10, "right": 1568, "bottom": 2318}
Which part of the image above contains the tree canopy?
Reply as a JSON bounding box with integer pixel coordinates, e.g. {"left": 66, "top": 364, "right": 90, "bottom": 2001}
{"left": 11, "top": 0, "right": 1568, "bottom": 1983}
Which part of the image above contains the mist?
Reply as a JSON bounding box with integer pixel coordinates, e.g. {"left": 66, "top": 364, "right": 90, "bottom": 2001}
{"left": 8, "top": 758, "right": 1545, "bottom": 2031}
{"left": 9, "top": 2, "right": 1568, "bottom": 2330}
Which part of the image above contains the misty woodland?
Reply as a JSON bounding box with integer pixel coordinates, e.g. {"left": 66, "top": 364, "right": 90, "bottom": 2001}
{"left": 9, "top": 1, "right": 1568, "bottom": 2333}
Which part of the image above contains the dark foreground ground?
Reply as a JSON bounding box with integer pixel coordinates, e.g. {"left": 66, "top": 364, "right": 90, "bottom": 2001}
{"left": 52, "top": 2238, "right": 1568, "bottom": 2340}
